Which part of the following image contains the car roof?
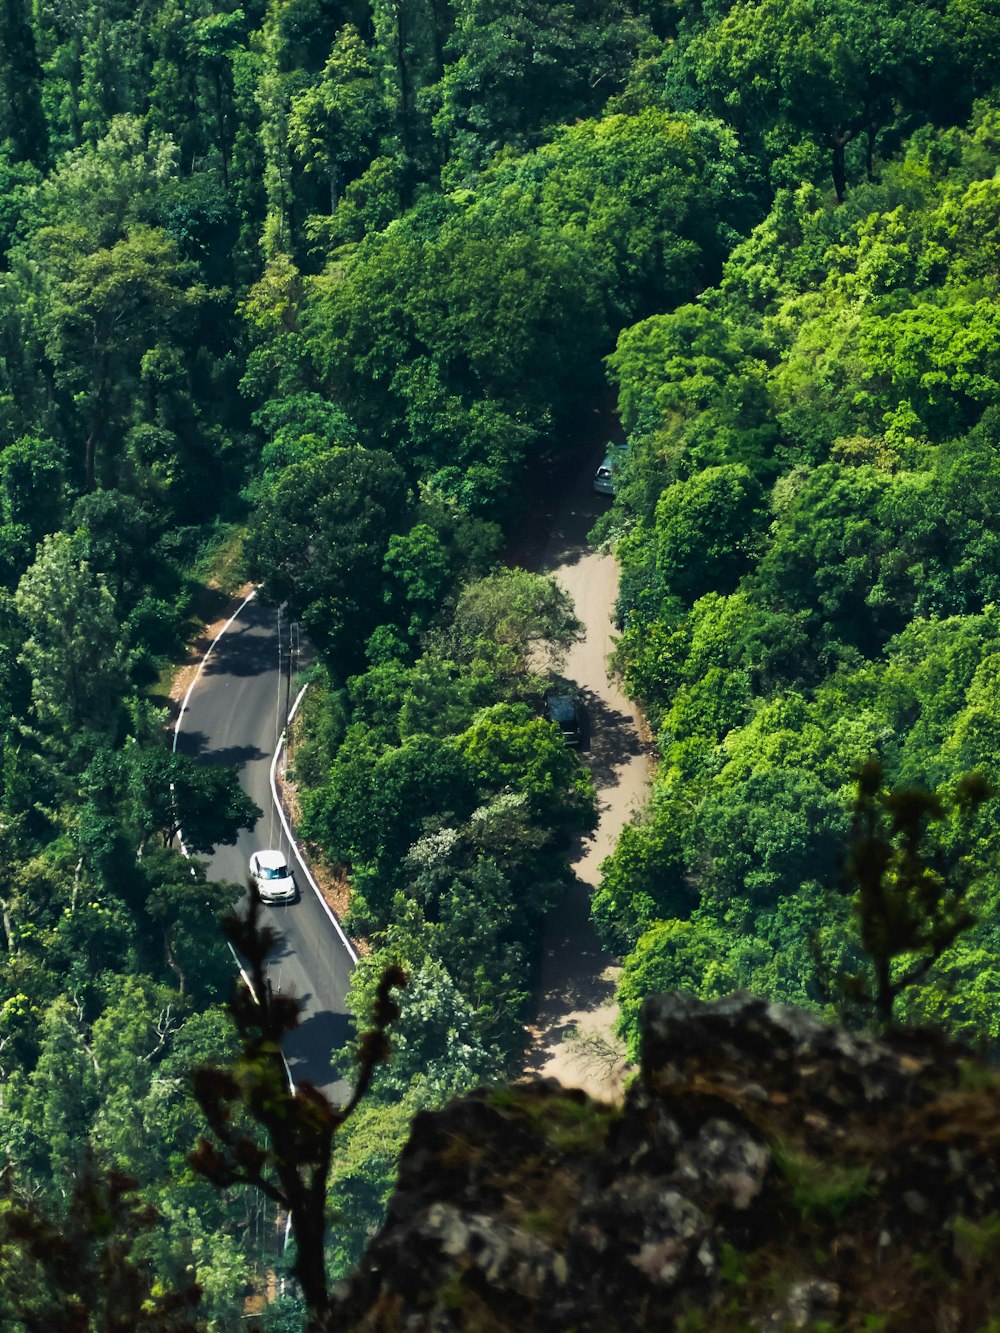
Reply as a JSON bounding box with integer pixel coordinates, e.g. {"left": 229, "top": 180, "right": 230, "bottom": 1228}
{"left": 255, "top": 850, "right": 289, "bottom": 869}
{"left": 546, "top": 693, "right": 577, "bottom": 721}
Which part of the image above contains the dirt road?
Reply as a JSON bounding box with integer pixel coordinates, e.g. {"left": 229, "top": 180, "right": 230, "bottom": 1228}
{"left": 523, "top": 453, "right": 655, "bottom": 1099}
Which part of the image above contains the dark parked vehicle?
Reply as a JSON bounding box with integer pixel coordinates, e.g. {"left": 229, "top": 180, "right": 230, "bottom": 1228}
{"left": 544, "top": 691, "right": 584, "bottom": 747}
{"left": 593, "top": 454, "right": 616, "bottom": 496}
{"left": 593, "top": 442, "right": 629, "bottom": 496}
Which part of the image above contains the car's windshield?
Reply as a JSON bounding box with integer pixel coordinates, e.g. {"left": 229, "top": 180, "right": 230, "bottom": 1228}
{"left": 260, "top": 865, "right": 289, "bottom": 880}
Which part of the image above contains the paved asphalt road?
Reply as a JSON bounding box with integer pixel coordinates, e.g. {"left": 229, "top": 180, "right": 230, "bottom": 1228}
{"left": 174, "top": 594, "right": 353, "bottom": 1100}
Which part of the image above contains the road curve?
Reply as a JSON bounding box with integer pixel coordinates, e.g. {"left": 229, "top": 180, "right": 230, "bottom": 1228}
{"left": 174, "top": 594, "right": 353, "bottom": 1100}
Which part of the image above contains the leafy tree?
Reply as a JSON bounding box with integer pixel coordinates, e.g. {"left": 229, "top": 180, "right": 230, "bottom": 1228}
{"left": 301, "top": 728, "right": 476, "bottom": 920}
{"left": 669, "top": 0, "right": 1000, "bottom": 199}
{"left": 131, "top": 749, "right": 261, "bottom": 856}
{"left": 39, "top": 225, "right": 203, "bottom": 491}
{"left": 456, "top": 702, "right": 598, "bottom": 829}
{"left": 838, "top": 761, "right": 991, "bottom": 1025}
{"left": 697, "top": 767, "right": 848, "bottom": 912}
{"left": 244, "top": 446, "right": 410, "bottom": 669}
{"left": 753, "top": 464, "right": 909, "bottom": 655}
{"left": 309, "top": 108, "right": 750, "bottom": 501}
{"left": 0, "top": 0, "right": 46, "bottom": 163}
{"left": 431, "top": 0, "right": 640, "bottom": 182}
{"left": 343, "top": 660, "right": 411, "bottom": 743}
{"left": 381, "top": 523, "right": 453, "bottom": 639}
{"left": 439, "top": 568, "right": 581, "bottom": 681}
{"left": 188, "top": 9, "right": 247, "bottom": 188}
{"left": 289, "top": 26, "right": 388, "bottom": 211}
{"left": 0, "top": 1151, "right": 201, "bottom": 1332}
{"left": 70, "top": 490, "right": 157, "bottom": 612}
{"left": 15, "top": 532, "right": 125, "bottom": 746}
{"left": 191, "top": 895, "right": 406, "bottom": 1331}
{"left": 591, "top": 804, "right": 694, "bottom": 954}
{"left": 324, "top": 929, "right": 509, "bottom": 1277}
{"left": 397, "top": 653, "right": 498, "bottom": 738}
{"left": 739, "top": 880, "right": 859, "bottom": 1011}
{"left": 653, "top": 464, "right": 765, "bottom": 604}
{"left": 369, "top": 0, "right": 450, "bottom": 176}
{"left": 139, "top": 850, "right": 241, "bottom": 1004}
{"left": 0, "top": 438, "right": 68, "bottom": 559}
{"left": 253, "top": 391, "right": 359, "bottom": 480}
{"left": 77, "top": 745, "right": 259, "bottom": 899}
{"left": 894, "top": 938, "right": 1000, "bottom": 1044}
{"left": 0, "top": 149, "right": 41, "bottom": 258}
{"left": 10, "top": 995, "right": 97, "bottom": 1188}
{"left": 617, "top": 920, "right": 741, "bottom": 1061}
{"left": 348, "top": 951, "right": 498, "bottom": 1098}
{"left": 325, "top": 1095, "right": 422, "bottom": 1280}
{"left": 25, "top": 115, "right": 178, "bottom": 247}
{"left": 88, "top": 974, "right": 184, "bottom": 1172}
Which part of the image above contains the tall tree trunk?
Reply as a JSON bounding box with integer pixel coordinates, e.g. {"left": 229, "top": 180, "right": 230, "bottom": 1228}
{"left": 84, "top": 430, "right": 96, "bottom": 490}
{"left": 0, "top": 898, "right": 15, "bottom": 954}
{"left": 164, "top": 933, "right": 186, "bottom": 997}
{"left": 215, "top": 69, "right": 230, "bottom": 188}
{"left": 831, "top": 139, "right": 847, "bottom": 204}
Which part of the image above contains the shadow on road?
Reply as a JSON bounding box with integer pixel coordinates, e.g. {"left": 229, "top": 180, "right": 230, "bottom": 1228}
{"left": 535, "top": 877, "right": 618, "bottom": 1008}
{"left": 263, "top": 928, "right": 297, "bottom": 964}
{"left": 504, "top": 429, "right": 616, "bottom": 573}
{"left": 579, "top": 689, "right": 650, "bottom": 791}
{"left": 523, "top": 870, "right": 621, "bottom": 1084}
{"left": 201, "top": 632, "right": 277, "bottom": 678}
{"left": 174, "top": 731, "right": 268, "bottom": 768}
{"left": 200, "top": 599, "right": 281, "bottom": 678}
{"left": 263, "top": 932, "right": 353, "bottom": 1097}
{"left": 540, "top": 485, "right": 611, "bottom": 574}
{"left": 285, "top": 1008, "right": 353, "bottom": 1098}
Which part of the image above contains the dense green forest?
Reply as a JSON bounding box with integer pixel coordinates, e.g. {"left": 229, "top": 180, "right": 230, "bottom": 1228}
{"left": 1, "top": 0, "right": 1000, "bottom": 1324}
{"left": 597, "top": 108, "right": 1000, "bottom": 1058}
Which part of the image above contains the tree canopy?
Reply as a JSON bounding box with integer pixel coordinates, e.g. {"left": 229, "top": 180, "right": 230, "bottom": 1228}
{"left": 3, "top": 0, "right": 1000, "bottom": 1321}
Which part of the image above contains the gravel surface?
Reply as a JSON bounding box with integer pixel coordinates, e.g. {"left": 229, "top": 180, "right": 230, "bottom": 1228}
{"left": 523, "top": 451, "right": 655, "bottom": 1100}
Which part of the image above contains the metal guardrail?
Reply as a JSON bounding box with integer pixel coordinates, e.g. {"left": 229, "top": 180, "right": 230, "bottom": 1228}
{"left": 268, "top": 683, "right": 359, "bottom": 965}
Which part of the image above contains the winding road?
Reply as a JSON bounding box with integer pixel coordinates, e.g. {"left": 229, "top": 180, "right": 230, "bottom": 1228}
{"left": 174, "top": 594, "right": 353, "bottom": 1100}
{"left": 175, "top": 450, "right": 650, "bottom": 1106}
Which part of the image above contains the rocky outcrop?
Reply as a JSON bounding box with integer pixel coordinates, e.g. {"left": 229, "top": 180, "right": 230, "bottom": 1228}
{"left": 332, "top": 992, "right": 1000, "bottom": 1330}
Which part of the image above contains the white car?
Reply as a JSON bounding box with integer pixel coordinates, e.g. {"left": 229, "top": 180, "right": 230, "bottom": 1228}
{"left": 249, "top": 850, "right": 296, "bottom": 904}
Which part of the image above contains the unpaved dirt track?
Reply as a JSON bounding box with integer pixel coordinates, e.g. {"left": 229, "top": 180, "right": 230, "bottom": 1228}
{"left": 524, "top": 453, "right": 655, "bottom": 1099}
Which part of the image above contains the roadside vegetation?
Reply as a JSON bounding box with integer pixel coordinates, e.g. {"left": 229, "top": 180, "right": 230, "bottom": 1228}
{"left": 597, "top": 106, "right": 1000, "bottom": 1058}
